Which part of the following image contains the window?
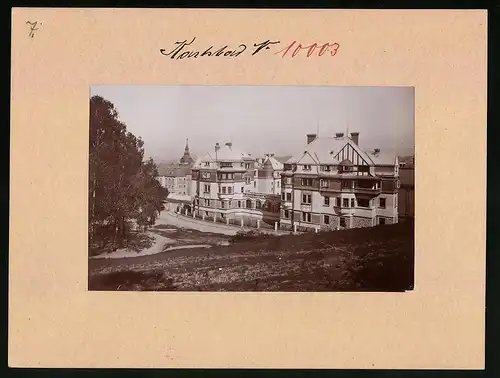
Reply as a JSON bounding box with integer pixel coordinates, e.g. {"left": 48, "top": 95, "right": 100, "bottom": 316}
{"left": 245, "top": 163, "right": 251, "bottom": 169}
{"left": 324, "top": 215, "right": 330, "bottom": 224}
{"left": 379, "top": 198, "right": 386, "bottom": 209}
{"left": 204, "top": 162, "right": 210, "bottom": 167}
{"left": 284, "top": 177, "right": 292, "bottom": 185}
{"left": 342, "top": 165, "right": 353, "bottom": 172}
{"left": 351, "top": 198, "right": 355, "bottom": 207}
{"left": 379, "top": 217, "right": 386, "bottom": 225}
{"left": 201, "top": 172, "right": 210, "bottom": 179}
{"left": 221, "top": 186, "right": 226, "bottom": 194}
{"left": 303, "top": 165, "right": 312, "bottom": 171}
{"left": 324, "top": 196, "right": 330, "bottom": 206}
{"left": 284, "top": 210, "right": 290, "bottom": 219}
{"left": 228, "top": 187, "right": 233, "bottom": 194}
{"left": 335, "top": 197, "right": 341, "bottom": 207}
{"left": 302, "top": 194, "right": 312, "bottom": 204}
{"left": 277, "top": 181, "right": 280, "bottom": 188}
{"left": 284, "top": 164, "right": 292, "bottom": 171}
{"left": 256, "top": 201, "right": 262, "bottom": 209}
{"left": 245, "top": 177, "right": 251, "bottom": 184}
{"left": 254, "top": 181, "right": 256, "bottom": 188}
{"left": 321, "top": 165, "right": 331, "bottom": 172}
{"left": 301, "top": 178, "right": 312, "bottom": 186}
{"left": 320, "top": 179, "right": 328, "bottom": 188}
{"left": 341, "top": 180, "right": 350, "bottom": 189}
{"left": 221, "top": 173, "right": 227, "bottom": 179}
{"left": 220, "top": 162, "right": 233, "bottom": 168}
{"left": 237, "top": 201, "right": 241, "bottom": 208}
{"left": 396, "top": 180, "right": 401, "bottom": 189}
{"left": 221, "top": 201, "right": 226, "bottom": 209}
{"left": 302, "top": 212, "right": 312, "bottom": 222}
{"left": 286, "top": 193, "right": 292, "bottom": 201}
{"left": 241, "top": 187, "right": 244, "bottom": 193}
{"left": 358, "top": 198, "right": 370, "bottom": 208}
{"left": 246, "top": 199, "right": 252, "bottom": 208}
{"left": 281, "top": 192, "right": 285, "bottom": 200}
{"left": 204, "top": 184, "right": 210, "bottom": 193}
{"left": 340, "top": 217, "right": 347, "bottom": 227}
{"left": 343, "top": 199, "right": 349, "bottom": 207}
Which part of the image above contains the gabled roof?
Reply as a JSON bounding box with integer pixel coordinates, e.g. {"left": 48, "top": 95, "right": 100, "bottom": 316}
{"left": 157, "top": 163, "right": 191, "bottom": 177}
{"left": 273, "top": 155, "right": 292, "bottom": 164}
{"left": 261, "top": 155, "right": 284, "bottom": 170}
{"left": 363, "top": 150, "right": 399, "bottom": 165}
{"left": 287, "top": 137, "right": 361, "bottom": 165}
{"left": 286, "top": 136, "right": 398, "bottom": 167}
{"left": 191, "top": 143, "right": 252, "bottom": 168}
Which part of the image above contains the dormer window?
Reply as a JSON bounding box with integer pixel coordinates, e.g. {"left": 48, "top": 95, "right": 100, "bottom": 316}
{"left": 303, "top": 165, "right": 312, "bottom": 171}
{"left": 204, "top": 162, "right": 210, "bottom": 167}
{"left": 321, "top": 165, "right": 331, "bottom": 172}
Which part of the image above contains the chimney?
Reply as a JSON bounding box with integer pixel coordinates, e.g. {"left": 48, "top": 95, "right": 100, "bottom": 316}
{"left": 306, "top": 133, "right": 317, "bottom": 144}
{"left": 350, "top": 132, "right": 359, "bottom": 146}
{"left": 215, "top": 142, "right": 220, "bottom": 152}
{"left": 335, "top": 132, "right": 344, "bottom": 138}
{"left": 225, "top": 141, "right": 232, "bottom": 149}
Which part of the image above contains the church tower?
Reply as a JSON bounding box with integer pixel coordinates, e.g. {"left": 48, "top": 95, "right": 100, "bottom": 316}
{"left": 179, "top": 138, "right": 194, "bottom": 166}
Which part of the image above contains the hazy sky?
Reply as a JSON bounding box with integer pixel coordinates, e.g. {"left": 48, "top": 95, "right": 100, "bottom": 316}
{"left": 90, "top": 86, "right": 414, "bottom": 161}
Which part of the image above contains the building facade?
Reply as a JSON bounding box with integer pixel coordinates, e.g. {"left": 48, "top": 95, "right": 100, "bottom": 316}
{"left": 398, "top": 156, "right": 415, "bottom": 219}
{"left": 156, "top": 139, "right": 194, "bottom": 196}
{"left": 280, "top": 132, "right": 400, "bottom": 231}
{"left": 190, "top": 142, "right": 281, "bottom": 225}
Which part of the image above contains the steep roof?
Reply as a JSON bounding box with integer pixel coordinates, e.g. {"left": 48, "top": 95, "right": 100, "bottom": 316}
{"left": 191, "top": 143, "right": 252, "bottom": 168}
{"left": 157, "top": 163, "right": 191, "bottom": 177}
{"left": 286, "top": 136, "right": 362, "bottom": 164}
{"left": 273, "top": 155, "right": 292, "bottom": 164}
{"left": 262, "top": 155, "right": 284, "bottom": 170}
{"left": 363, "top": 149, "right": 399, "bottom": 165}
{"left": 286, "top": 136, "right": 398, "bottom": 167}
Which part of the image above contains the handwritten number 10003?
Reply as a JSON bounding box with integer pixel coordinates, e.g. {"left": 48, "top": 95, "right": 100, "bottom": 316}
{"left": 275, "top": 41, "right": 340, "bottom": 58}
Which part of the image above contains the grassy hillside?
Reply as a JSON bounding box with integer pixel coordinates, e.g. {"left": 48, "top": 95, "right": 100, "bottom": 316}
{"left": 89, "top": 220, "right": 414, "bottom": 292}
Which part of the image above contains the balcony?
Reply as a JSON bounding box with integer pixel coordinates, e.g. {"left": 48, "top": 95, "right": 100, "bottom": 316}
{"left": 319, "top": 186, "right": 341, "bottom": 193}
{"left": 340, "top": 186, "right": 381, "bottom": 194}
{"left": 218, "top": 192, "right": 235, "bottom": 200}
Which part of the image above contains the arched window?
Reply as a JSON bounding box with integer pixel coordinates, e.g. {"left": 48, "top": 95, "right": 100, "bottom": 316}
{"left": 246, "top": 199, "right": 252, "bottom": 209}
{"left": 256, "top": 200, "right": 262, "bottom": 209}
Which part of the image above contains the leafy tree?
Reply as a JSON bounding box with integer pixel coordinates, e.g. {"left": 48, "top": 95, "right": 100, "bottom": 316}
{"left": 89, "top": 95, "right": 166, "bottom": 252}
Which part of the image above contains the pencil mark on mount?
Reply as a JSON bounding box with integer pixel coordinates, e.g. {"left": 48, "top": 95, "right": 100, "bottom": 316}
{"left": 26, "top": 21, "right": 41, "bottom": 39}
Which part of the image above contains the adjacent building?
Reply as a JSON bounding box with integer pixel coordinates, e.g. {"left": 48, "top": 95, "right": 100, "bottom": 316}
{"left": 156, "top": 139, "right": 194, "bottom": 196}
{"left": 398, "top": 156, "right": 415, "bottom": 219}
{"left": 190, "top": 142, "right": 282, "bottom": 225}
{"left": 280, "top": 132, "right": 400, "bottom": 231}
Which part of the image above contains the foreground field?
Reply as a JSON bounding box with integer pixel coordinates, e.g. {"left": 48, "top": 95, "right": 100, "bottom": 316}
{"left": 88, "top": 220, "right": 414, "bottom": 292}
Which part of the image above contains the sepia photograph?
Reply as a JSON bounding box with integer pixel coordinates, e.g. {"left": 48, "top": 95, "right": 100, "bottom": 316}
{"left": 88, "top": 85, "right": 415, "bottom": 292}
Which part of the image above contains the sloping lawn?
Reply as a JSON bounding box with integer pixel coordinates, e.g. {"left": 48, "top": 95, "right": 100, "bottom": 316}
{"left": 88, "top": 220, "right": 414, "bottom": 292}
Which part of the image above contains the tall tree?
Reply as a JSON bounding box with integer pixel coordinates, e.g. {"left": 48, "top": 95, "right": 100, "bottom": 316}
{"left": 89, "top": 95, "right": 165, "bottom": 251}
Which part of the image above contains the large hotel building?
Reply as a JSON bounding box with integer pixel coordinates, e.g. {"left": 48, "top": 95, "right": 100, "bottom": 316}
{"left": 280, "top": 132, "right": 400, "bottom": 231}
{"left": 190, "top": 142, "right": 283, "bottom": 225}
